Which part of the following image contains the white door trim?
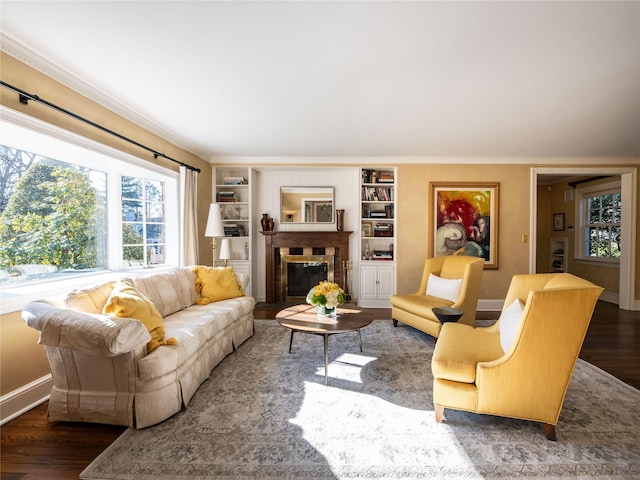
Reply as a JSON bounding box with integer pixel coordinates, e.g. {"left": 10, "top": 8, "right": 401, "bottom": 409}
{"left": 530, "top": 167, "right": 637, "bottom": 311}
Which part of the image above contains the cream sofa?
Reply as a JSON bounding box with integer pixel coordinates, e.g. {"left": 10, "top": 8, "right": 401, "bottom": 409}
{"left": 21, "top": 266, "right": 255, "bottom": 429}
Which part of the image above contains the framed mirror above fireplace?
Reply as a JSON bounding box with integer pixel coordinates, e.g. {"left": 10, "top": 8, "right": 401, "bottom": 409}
{"left": 280, "top": 186, "right": 334, "bottom": 224}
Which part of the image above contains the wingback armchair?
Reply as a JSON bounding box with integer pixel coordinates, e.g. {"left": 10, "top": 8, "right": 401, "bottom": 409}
{"left": 431, "top": 273, "right": 603, "bottom": 440}
{"left": 390, "top": 255, "right": 484, "bottom": 338}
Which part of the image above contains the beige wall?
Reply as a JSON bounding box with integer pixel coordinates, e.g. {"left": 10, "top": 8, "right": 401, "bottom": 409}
{"left": 396, "top": 164, "right": 531, "bottom": 300}
{"left": 0, "top": 54, "right": 213, "bottom": 396}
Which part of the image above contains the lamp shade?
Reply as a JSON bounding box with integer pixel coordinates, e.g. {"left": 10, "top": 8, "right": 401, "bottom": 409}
{"left": 219, "top": 238, "right": 231, "bottom": 261}
{"left": 205, "top": 203, "right": 225, "bottom": 237}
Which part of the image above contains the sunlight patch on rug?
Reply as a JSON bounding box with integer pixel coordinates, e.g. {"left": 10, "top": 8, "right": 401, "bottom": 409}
{"left": 315, "top": 352, "right": 377, "bottom": 383}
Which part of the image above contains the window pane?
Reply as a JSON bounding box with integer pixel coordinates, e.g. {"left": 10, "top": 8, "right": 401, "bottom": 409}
{"left": 123, "top": 201, "right": 143, "bottom": 221}
{"left": 123, "top": 245, "right": 145, "bottom": 267}
{"left": 146, "top": 224, "right": 165, "bottom": 244}
{"left": 148, "top": 244, "right": 165, "bottom": 265}
{"left": 123, "top": 223, "right": 144, "bottom": 244}
{"left": 0, "top": 147, "right": 107, "bottom": 284}
{"left": 122, "top": 176, "right": 143, "bottom": 199}
{"left": 146, "top": 180, "right": 164, "bottom": 202}
{"left": 121, "top": 175, "right": 166, "bottom": 267}
{"left": 147, "top": 202, "right": 164, "bottom": 221}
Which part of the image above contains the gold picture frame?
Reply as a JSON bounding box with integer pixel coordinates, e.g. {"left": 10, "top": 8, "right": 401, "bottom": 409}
{"left": 361, "top": 222, "right": 373, "bottom": 237}
{"left": 430, "top": 182, "right": 499, "bottom": 269}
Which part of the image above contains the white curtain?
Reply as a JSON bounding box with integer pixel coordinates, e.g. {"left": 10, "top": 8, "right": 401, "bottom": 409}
{"left": 180, "top": 166, "right": 199, "bottom": 266}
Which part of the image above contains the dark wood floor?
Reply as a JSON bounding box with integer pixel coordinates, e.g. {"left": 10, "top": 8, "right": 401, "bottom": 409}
{"left": 2, "top": 301, "right": 638, "bottom": 480}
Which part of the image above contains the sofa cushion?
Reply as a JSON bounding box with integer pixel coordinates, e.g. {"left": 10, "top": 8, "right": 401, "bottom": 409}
{"left": 390, "top": 293, "right": 454, "bottom": 314}
{"left": 426, "top": 273, "right": 462, "bottom": 303}
{"left": 193, "top": 266, "right": 244, "bottom": 304}
{"left": 102, "top": 280, "right": 177, "bottom": 353}
{"left": 65, "top": 281, "right": 117, "bottom": 314}
{"left": 498, "top": 299, "right": 524, "bottom": 353}
{"left": 137, "top": 297, "right": 254, "bottom": 381}
{"left": 175, "top": 267, "right": 198, "bottom": 307}
{"left": 132, "top": 271, "right": 184, "bottom": 317}
{"left": 432, "top": 323, "right": 503, "bottom": 383}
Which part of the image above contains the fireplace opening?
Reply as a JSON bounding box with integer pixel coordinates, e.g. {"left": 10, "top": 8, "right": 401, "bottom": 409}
{"left": 281, "top": 255, "right": 334, "bottom": 302}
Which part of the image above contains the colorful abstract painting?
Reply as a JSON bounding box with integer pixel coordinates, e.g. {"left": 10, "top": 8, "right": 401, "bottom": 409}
{"left": 431, "top": 182, "right": 499, "bottom": 268}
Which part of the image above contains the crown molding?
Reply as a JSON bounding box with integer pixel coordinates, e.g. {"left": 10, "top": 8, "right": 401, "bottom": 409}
{"left": 1, "top": 32, "right": 207, "bottom": 160}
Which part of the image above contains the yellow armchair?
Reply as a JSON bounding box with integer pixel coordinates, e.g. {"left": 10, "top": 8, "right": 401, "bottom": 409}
{"left": 391, "top": 255, "right": 484, "bottom": 338}
{"left": 431, "top": 273, "right": 603, "bottom": 440}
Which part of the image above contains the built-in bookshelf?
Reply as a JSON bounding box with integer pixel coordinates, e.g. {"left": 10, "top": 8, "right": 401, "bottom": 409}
{"left": 359, "top": 167, "right": 396, "bottom": 307}
{"left": 213, "top": 167, "right": 252, "bottom": 295}
{"left": 550, "top": 237, "right": 567, "bottom": 273}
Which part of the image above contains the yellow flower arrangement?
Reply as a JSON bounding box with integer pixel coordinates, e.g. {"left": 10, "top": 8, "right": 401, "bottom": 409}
{"left": 306, "top": 281, "right": 346, "bottom": 309}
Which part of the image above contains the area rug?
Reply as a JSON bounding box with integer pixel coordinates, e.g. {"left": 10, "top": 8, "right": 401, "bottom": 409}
{"left": 81, "top": 320, "right": 640, "bottom": 479}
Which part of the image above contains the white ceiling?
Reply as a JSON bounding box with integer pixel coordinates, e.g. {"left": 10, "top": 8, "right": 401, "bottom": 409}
{"left": 1, "top": 1, "right": 639, "bottom": 161}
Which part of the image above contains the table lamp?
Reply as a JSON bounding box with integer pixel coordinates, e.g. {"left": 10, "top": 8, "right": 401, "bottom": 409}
{"left": 219, "top": 238, "right": 231, "bottom": 267}
{"left": 204, "top": 203, "right": 225, "bottom": 266}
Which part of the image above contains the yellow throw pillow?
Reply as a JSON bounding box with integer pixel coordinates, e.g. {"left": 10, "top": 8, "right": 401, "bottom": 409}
{"left": 102, "top": 279, "right": 177, "bottom": 353}
{"left": 193, "top": 266, "right": 244, "bottom": 305}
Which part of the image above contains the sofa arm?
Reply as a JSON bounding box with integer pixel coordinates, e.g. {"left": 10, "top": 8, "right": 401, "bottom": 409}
{"left": 22, "top": 301, "right": 151, "bottom": 357}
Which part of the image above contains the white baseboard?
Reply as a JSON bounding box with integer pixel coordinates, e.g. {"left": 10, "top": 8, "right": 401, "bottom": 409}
{"left": 1, "top": 374, "right": 51, "bottom": 426}
{"left": 599, "top": 291, "right": 619, "bottom": 305}
{"left": 477, "top": 299, "right": 504, "bottom": 312}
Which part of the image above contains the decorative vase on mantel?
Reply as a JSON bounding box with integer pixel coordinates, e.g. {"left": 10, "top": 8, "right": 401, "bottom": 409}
{"left": 336, "top": 209, "right": 345, "bottom": 232}
{"left": 261, "top": 213, "right": 270, "bottom": 232}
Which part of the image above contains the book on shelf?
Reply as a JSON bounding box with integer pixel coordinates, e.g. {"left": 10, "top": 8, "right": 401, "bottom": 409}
{"left": 372, "top": 250, "right": 393, "bottom": 260}
{"left": 223, "top": 223, "right": 247, "bottom": 237}
{"left": 376, "top": 171, "right": 395, "bottom": 183}
{"left": 362, "top": 169, "right": 395, "bottom": 184}
{"left": 374, "top": 223, "right": 393, "bottom": 237}
{"left": 216, "top": 191, "right": 239, "bottom": 202}
{"left": 361, "top": 186, "right": 394, "bottom": 202}
{"left": 362, "top": 204, "right": 394, "bottom": 219}
{"left": 223, "top": 176, "right": 247, "bottom": 185}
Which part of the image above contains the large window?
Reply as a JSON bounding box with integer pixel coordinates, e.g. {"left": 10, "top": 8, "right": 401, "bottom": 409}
{"left": 0, "top": 109, "right": 178, "bottom": 288}
{"left": 576, "top": 180, "right": 621, "bottom": 263}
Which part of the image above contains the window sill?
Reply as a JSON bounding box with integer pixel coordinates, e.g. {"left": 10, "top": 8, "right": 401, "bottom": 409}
{"left": 574, "top": 258, "right": 620, "bottom": 268}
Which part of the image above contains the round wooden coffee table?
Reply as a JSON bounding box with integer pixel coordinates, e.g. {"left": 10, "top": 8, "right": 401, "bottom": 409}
{"left": 276, "top": 304, "right": 373, "bottom": 385}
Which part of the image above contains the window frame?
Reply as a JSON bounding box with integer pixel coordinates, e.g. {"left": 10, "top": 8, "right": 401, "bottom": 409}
{"left": 574, "top": 179, "right": 621, "bottom": 265}
{"left": 0, "top": 106, "right": 180, "bottom": 314}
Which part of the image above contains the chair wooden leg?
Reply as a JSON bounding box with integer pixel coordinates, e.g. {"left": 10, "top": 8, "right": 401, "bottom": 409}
{"left": 392, "top": 319, "right": 398, "bottom": 327}
{"left": 434, "top": 404, "right": 444, "bottom": 423}
{"left": 542, "top": 423, "right": 556, "bottom": 441}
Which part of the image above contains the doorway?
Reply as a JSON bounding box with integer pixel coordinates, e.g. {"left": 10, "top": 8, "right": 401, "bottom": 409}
{"left": 531, "top": 167, "right": 637, "bottom": 310}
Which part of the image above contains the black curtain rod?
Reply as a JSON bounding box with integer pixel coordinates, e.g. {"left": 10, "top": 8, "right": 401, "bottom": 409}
{"left": 1, "top": 80, "right": 201, "bottom": 173}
